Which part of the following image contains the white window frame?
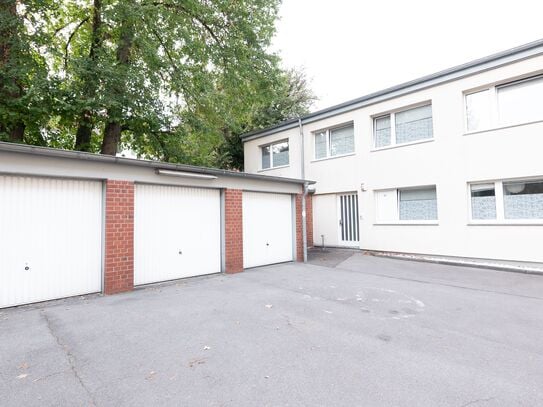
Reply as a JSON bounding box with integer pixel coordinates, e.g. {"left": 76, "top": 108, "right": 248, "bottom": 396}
{"left": 371, "top": 102, "right": 434, "bottom": 151}
{"left": 260, "top": 139, "right": 289, "bottom": 171}
{"left": 374, "top": 185, "right": 439, "bottom": 225}
{"left": 468, "top": 177, "right": 543, "bottom": 225}
{"left": 312, "top": 122, "right": 355, "bottom": 161}
{"left": 464, "top": 73, "right": 543, "bottom": 134}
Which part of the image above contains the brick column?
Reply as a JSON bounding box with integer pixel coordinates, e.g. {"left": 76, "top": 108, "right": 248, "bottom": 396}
{"left": 306, "top": 194, "right": 313, "bottom": 248}
{"left": 224, "top": 189, "right": 243, "bottom": 274}
{"left": 104, "top": 180, "right": 134, "bottom": 294}
{"left": 295, "top": 192, "right": 314, "bottom": 261}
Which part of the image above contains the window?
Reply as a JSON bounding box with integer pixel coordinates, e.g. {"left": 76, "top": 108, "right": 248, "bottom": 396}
{"left": 375, "top": 186, "right": 438, "bottom": 222}
{"left": 261, "top": 140, "right": 289, "bottom": 169}
{"left": 373, "top": 104, "right": 433, "bottom": 148}
{"left": 470, "top": 183, "right": 496, "bottom": 220}
{"left": 465, "top": 75, "right": 543, "bottom": 132}
{"left": 314, "top": 124, "right": 354, "bottom": 159}
{"left": 469, "top": 178, "right": 543, "bottom": 222}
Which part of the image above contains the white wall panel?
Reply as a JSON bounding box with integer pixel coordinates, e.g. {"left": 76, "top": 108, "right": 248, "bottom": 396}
{"left": 134, "top": 184, "right": 221, "bottom": 285}
{"left": 243, "top": 192, "right": 293, "bottom": 268}
{"left": 0, "top": 176, "right": 102, "bottom": 308}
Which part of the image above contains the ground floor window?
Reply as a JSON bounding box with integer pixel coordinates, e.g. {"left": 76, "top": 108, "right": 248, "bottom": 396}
{"left": 375, "top": 185, "right": 438, "bottom": 223}
{"left": 470, "top": 178, "right": 543, "bottom": 222}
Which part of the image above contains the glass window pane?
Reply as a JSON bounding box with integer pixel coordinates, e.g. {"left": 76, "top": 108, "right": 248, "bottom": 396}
{"left": 315, "top": 131, "right": 327, "bottom": 159}
{"left": 261, "top": 145, "right": 270, "bottom": 169}
{"left": 498, "top": 76, "right": 543, "bottom": 125}
{"left": 470, "top": 183, "right": 496, "bottom": 220}
{"left": 395, "top": 105, "right": 433, "bottom": 144}
{"left": 330, "top": 125, "right": 354, "bottom": 156}
{"left": 271, "top": 141, "right": 289, "bottom": 167}
{"left": 503, "top": 180, "right": 543, "bottom": 219}
{"left": 399, "top": 187, "right": 437, "bottom": 220}
{"left": 374, "top": 116, "right": 391, "bottom": 148}
{"left": 466, "top": 90, "right": 491, "bottom": 132}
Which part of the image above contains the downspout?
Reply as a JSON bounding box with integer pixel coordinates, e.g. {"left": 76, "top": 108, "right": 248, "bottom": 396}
{"left": 299, "top": 118, "right": 308, "bottom": 263}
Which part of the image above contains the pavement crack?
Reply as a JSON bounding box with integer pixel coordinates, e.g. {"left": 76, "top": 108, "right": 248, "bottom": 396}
{"left": 460, "top": 397, "right": 494, "bottom": 407}
{"left": 41, "top": 311, "right": 97, "bottom": 406}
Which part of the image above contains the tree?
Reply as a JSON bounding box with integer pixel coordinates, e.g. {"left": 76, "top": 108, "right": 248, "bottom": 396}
{"left": 1, "top": 0, "right": 315, "bottom": 170}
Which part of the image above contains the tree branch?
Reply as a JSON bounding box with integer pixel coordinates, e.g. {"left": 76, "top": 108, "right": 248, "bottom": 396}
{"left": 64, "top": 17, "right": 90, "bottom": 71}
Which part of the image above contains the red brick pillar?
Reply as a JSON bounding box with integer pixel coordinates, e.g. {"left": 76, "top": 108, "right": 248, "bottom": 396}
{"left": 224, "top": 189, "right": 243, "bottom": 274}
{"left": 306, "top": 194, "right": 313, "bottom": 248}
{"left": 295, "top": 193, "right": 303, "bottom": 262}
{"left": 104, "top": 180, "right": 134, "bottom": 294}
{"left": 295, "top": 192, "right": 313, "bottom": 261}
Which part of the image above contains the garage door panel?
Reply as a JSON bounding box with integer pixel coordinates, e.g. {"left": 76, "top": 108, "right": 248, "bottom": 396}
{"left": 134, "top": 185, "right": 221, "bottom": 285}
{"left": 243, "top": 192, "right": 293, "bottom": 269}
{"left": 0, "top": 176, "right": 103, "bottom": 308}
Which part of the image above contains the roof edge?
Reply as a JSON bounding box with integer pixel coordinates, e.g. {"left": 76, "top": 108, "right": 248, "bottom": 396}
{"left": 241, "top": 38, "right": 543, "bottom": 142}
{"left": 0, "top": 142, "right": 315, "bottom": 185}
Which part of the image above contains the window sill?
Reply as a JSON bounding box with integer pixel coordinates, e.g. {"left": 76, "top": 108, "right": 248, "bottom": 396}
{"left": 371, "top": 138, "right": 434, "bottom": 152}
{"left": 373, "top": 221, "right": 439, "bottom": 226}
{"left": 310, "top": 152, "right": 356, "bottom": 163}
{"left": 257, "top": 165, "right": 290, "bottom": 173}
{"left": 468, "top": 220, "right": 543, "bottom": 226}
{"left": 463, "top": 118, "right": 543, "bottom": 136}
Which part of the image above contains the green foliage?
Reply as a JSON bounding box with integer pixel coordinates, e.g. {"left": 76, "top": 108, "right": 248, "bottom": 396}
{"left": 0, "top": 0, "right": 315, "bottom": 169}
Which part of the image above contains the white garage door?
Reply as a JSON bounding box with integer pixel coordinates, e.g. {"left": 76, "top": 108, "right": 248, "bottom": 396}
{"left": 134, "top": 184, "right": 221, "bottom": 285}
{"left": 243, "top": 192, "right": 294, "bottom": 268}
{"left": 0, "top": 176, "right": 103, "bottom": 308}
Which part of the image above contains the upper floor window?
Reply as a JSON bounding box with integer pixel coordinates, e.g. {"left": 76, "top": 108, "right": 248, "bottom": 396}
{"left": 261, "top": 140, "right": 289, "bottom": 169}
{"left": 465, "top": 75, "right": 543, "bottom": 132}
{"left": 373, "top": 104, "right": 433, "bottom": 149}
{"left": 314, "top": 123, "right": 354, "bottom": 160}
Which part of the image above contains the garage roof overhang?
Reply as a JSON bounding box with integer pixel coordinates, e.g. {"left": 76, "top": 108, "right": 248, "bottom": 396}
{"left": 0, "top": 142, "right": 315, "bottom": 185}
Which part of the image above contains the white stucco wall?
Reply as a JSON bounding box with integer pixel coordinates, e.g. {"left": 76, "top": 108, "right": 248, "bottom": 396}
{"left": 244, "top": 52, "right": 543, "bottom": 262}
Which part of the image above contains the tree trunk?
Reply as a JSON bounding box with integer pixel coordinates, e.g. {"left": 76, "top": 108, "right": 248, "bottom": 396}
{"left": 1, "top": 0, "right": 26, "bottom": 142}
{"left": 74, "top": 0, "right": 102, "bottom": 151}
{"left": 100, "top": 16, "right": 134, "bottom": 155}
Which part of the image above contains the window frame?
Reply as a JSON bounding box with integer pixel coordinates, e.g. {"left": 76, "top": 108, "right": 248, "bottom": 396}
{"left": 312, "top": 122, "right": 355, "bottom": 161}
{"left": 374, "top": 185, "right": 439, "bottom": 225}
{"left": 464, "top": 73, "right": 543, "bottom": 135}
{"left": 371, "top": 102, "right": 434, "bottom": 151}
{"left": 468, "top": 177, "right": 543, "bottom": 225}
{"left": 260, "top": 139, "right": 290, "bottom": 170}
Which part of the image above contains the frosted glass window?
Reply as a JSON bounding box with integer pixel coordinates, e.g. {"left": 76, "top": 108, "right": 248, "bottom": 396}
{"left": 330, "top": 125, "right": 354, "bottom": 156}
{"left": 503, "top": 180, "right": 543, "bottom": 219}
{"left": 399, "top": 187, "right": 437, "bottom": 220}
{"left": 261, "top": 145, "right": 270, "bottom": 169}
{"left": 314, "top": 131, "right": 327, "bottom": 159}
{"left": 261, "top": 140, "right": 289, "bottom": 169}
{"left": 374, "top": 116, "right": 391, "bottom": 148}
{"left": 466, "top": 90, "right": 491, "bottom": 132}
{"left": 272, "top": 141, "right": 289, "bottom": 166}
{"left": 470, "top": 184, "right": 496, "bottom": 220}
{"left": 498, "top": 76, "right": 543, "bottom": 125}
{"left": 395, "top": 105, "right": 433, "bottom": 144}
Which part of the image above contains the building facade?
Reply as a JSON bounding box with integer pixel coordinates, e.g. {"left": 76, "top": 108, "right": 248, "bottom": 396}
{"left": 242, "top": 40, "right": 543, "bottom": 263}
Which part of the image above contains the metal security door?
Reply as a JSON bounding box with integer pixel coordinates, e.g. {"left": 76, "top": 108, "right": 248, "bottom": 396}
{"left": 338, "top": 193, "right": 359, "bottom": 246}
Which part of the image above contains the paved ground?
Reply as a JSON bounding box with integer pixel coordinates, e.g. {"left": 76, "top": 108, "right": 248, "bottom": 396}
{"left": 2, "top": 253, "right": 543, "bottom": 406}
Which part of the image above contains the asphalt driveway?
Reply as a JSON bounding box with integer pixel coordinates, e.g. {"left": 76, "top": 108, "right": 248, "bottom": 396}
{"left": 2, "top": 253, "right": 543, "bottom": 406}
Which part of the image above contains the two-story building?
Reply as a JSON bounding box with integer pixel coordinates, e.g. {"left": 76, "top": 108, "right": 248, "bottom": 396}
{"left": 242, "top": 39, "right": 543, "bottom": 263}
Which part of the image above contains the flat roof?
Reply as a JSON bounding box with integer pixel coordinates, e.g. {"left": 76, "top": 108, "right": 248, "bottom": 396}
{"left": 0, "top": 142, "right": 314, "bottom": 185}
{"left": 241, "top": 38, "right": 543, "bottom": 142}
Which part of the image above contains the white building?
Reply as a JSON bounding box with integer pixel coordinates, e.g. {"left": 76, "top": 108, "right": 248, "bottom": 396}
{"left": 242, "top": 40, "right": 543, "bottom": 263}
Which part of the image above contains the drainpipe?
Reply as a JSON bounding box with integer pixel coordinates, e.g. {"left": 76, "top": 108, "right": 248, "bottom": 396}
{"left": 299, "top": 118, "right": 308, "bottom": 263}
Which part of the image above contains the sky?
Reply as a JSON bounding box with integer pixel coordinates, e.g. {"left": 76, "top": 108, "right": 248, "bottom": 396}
{"left": 271, "top": 0, "right": 543, "bottom": 111}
